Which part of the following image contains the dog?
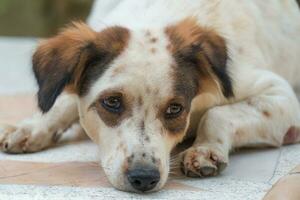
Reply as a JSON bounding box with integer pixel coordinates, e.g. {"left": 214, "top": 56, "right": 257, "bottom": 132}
{"left": 1, "top": 0, "right": 300, "bottom": 193}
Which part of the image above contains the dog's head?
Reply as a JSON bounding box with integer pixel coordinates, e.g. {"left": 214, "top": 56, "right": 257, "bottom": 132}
{"left": 32, "top": 18, "right": 233, "bottom": 192}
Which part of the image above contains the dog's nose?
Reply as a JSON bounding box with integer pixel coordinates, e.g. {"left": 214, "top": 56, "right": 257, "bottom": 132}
{"left": 127, "top": 166, "right": 160, "bottom": 192}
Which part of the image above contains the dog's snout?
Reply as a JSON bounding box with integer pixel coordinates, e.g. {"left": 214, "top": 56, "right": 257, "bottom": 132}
{"left": 127, "top": 166, "right": 160, "bottom": 192}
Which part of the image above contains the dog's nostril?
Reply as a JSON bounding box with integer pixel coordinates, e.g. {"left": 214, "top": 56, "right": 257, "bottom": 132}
{"left": 150, "top": 180, "right": 157, "bottom": 186}
{"left": 127, "top": 166, "right": 160, "bottom": 192}
{"left": 134, "top": 180, "right": 141, "bottom": 186}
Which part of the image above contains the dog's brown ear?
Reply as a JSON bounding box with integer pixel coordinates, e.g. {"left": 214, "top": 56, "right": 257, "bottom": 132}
{"left": 32, "top": 22, "right": 95, "bottom": 112}
{"left": 166, "top": 18, "right": 234, "bottom": 98}
{"left": 33, "top": 22, "right": 129, "bottom": 112}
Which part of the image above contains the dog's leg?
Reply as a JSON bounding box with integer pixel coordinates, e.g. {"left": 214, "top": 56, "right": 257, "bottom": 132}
{"left": 0, "top": 93, "right": 78, "bottom": 153}
{"left": 181, "top": 70, "right": 300, "bottom": 177}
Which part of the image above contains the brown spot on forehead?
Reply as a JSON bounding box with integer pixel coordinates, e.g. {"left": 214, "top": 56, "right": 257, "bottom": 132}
{"left": 238, "top": 47, "right": 244, "bottom": 54}
{"left": 145, "top": 30, "right": 151, "bottom": 37}
{"left": 145, "top": 86, "right": 151, "bottom": 94}
{"left": 144, "top": 108, "right": 149, "bottom": 119}
{"left": 145, "top": 135, "right": 150, "bottom": 142}
{"left": 150, "top": 37, "right": 158, "bottom": 43}
{"left": 153, "top": 88, "right": 159, "bottom": 95}
{"left": 111, "top": 65, "right": 125, "bottom": 78}
{"left": 217, "top": 138, "right": 223, "bottom": 144}
{"left": 150, "top": 48, "right": 157, "bottom": 54}
{"left": 140, "top": 120, "right": 145, "bottom": 132}
{"left": 137, "top": 96, "right": 143, "bottom": 107}
{"left": 262, "top": 110, "right": 271, "bottom": 118}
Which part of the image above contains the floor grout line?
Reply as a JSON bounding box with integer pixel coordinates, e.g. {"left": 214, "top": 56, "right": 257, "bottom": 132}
{"left": 267, "top": 147, "right": 282, "bottom": 184}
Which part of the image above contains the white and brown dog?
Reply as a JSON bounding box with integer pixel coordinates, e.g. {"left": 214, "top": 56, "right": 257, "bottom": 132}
{"left": 1, "top": 0, "right": 300, "bottom": 193}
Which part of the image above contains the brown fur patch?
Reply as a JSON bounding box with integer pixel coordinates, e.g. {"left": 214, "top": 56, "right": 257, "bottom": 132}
{"left": 145, "top": 86, "right": 151, "bottom": 94}
{"left": 217, "top": 138, "right": 223, "bottom": 144}
{"left": 153, "top": 88, "right": 159, "bottom": 95}
{"left": 166, "top": 18, "right": 206, "bottom": 52}
{"left": 163, "top": 112, "right": 188, "bottom": 134}
{"left": 137, "top": 96, "right": 143, "bottom": 107}
{"left": 75, "top": 26, "right": 130, "bottom": 95}
{"left": 166, "top": 44, "right": 172, "bottom": 51}
{"left": 92, "top": 90, "right": 133, "bottom": 127}
{"left": 33, "top": 22, "right": 130, "bottom": 112}
{"left": 262, "top": 110, "right": 271, "bottom": 118}
{"left": 150, "top": 37, "right": 158, "bottom": 43}
{"left": 258, "top": 131, "right": 268, "bottom": 140}
{"left": 247, "top": 99, "right": 254, "bottom": 106}
{"left": 140, "top": 120, "right": 145, "bottom": 133}
{"left": 234, "top": 129, "right": 245, "bottom": 144}
{"left": 165, "top": 17, "right": 233, "bottom": 99}
{"left": 159, "top": 97, "right": 189, "bottom": 134}
{"left": 238, "top": 47, "right": 244, "bottom": 54}
{"left": 122, "top": 159, "right": 129, "bottom": 173}
{"left": 144, "top": 108, "right": 149, "bottom": 118}
{"left": 150, "top": 48, "right": 157, "bottom": 54}
{"left": 145, "top": 30, "right": 151, "bottom": 37}
{"left": 145, "top": 135, "right": 150, "bottom": 142}
{"left": 111, "top": 65, "right": 125, "bottom": 78}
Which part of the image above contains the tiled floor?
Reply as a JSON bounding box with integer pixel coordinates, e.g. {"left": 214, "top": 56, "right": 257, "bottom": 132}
{"left": 0, "top": 37, "right": 299, "bottom": 200}
{"left": 0, "top": 37, "right": 37, "bottom": 95}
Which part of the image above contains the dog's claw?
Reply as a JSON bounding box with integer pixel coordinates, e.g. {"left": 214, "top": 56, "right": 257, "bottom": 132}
{"left": 217, "top": 161, "right": 227, "bottom": 172}
{"left": 200, "top": 166, "right": 216, "bottom": 176}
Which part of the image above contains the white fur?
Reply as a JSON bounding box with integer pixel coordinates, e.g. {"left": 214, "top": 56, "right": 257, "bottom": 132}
{"left": 1, "top": 0, "right": 300, "bottom": 192}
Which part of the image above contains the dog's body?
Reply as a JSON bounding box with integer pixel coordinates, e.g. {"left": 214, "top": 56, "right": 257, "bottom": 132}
{"left": 1, "top": 0, "right": 300, "bottom": 193}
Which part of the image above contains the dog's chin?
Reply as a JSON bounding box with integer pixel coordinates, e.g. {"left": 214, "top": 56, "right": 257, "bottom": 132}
{"left": 115, "top": 183, "right": 163, "bottom": 194}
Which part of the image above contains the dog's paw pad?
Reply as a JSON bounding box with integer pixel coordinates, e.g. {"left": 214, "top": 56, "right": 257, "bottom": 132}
{"left": 0, "top": 125, "right": 31, "bottom": 154}
{"left": 181, "top": 146, "right": 228, "bottom": 178}
{"left": 200, "top": 166, "right": 216, "bottom": 176}
{"left": 217, "top": 161, "right": 227, "bottom": 172}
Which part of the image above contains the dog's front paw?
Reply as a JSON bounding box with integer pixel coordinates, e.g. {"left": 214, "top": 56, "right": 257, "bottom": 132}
{"left": 0, "top": 124, "right": 31, "bottom": 153}
{"left": 180, "top": 145, "right": 228, "bottom": 177}
{"left": 0, "top": 124, "right": 54, "bottom": 154}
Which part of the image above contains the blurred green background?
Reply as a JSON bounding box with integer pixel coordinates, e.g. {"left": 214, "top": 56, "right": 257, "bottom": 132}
{"left": 0, "top": 0, "right": 94, "bottom": 37}
{"left": 0, "top": 0, "right": 299, "bottom": 37}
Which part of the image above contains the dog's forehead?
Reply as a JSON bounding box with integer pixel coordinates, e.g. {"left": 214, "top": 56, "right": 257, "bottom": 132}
{"left": 87, "top": 28, "right": 175, "bottom": 101}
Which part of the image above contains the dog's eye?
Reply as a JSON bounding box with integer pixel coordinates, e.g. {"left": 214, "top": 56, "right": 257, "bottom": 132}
{"left": 165, "top": 103, "right": 183, "bottom": 118}
{"left": 101, "top": 96, "right": 122, "bottom": 113}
